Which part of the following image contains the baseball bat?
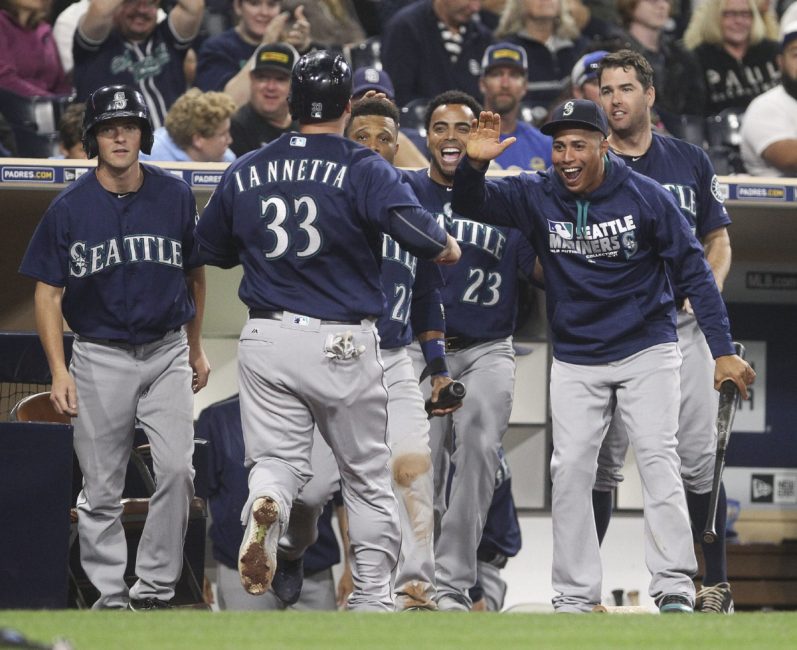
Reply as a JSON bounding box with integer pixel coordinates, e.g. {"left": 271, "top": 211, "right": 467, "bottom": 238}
{"left": 702, "top": 342, "right": 746, "bottom": 544}
{"left": 425, "top": 380, "right": 466, "bottom": 417}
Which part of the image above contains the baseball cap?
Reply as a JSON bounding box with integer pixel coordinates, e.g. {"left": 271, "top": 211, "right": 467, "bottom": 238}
{"left": 781, "top": 21, "right": 797, "bottom": 50}
{"left": 571, "top": 50, "right": 609, "bottom": 89}
{"left": 481, "top": 43, "right": 528, "bottom": 75}
{"left": 352, "top": 67, "right": 395, "bottom": 100}
{"left": 540, "top": 99, "right": 609, "bottom": 137}
{"left": 252, "top": 43, "right": 299, "bottom": 75}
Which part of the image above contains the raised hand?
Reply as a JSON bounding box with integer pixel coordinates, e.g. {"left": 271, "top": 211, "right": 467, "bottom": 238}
{"left": 466, "top": 111, "right": 516, "bottom": 165}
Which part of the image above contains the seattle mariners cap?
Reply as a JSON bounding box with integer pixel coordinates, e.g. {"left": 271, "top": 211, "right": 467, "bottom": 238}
{"left": 781, "top": 21, "right": 797, "bottom": 50}
{"left": 352, "top": 67, "right": 395, "bottom": 100}
{"left": 481, "top": 43, "right": 528, "bottom": 75}
{"left": 541, "top": 99, "right": 609, "bottom": 137}
{"left": 252, "top": 42, "right": 299, "bottom": 76}
{"left": 571, "top": 50, "right": 609, "bottom": 89}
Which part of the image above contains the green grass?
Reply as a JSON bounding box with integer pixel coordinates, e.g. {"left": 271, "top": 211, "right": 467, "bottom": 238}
{"left": 1, "top": 611, "right": 796, "bottom": 650}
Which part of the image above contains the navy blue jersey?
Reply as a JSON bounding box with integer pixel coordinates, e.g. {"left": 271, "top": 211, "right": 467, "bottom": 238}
{"left": 452, "top": 153, "right": 735, "bottom": 363}
{"left": 377, "top": 236, "right": 445, "bottom": 348}
{"left": 617, "top": 133, "right": 731, "bottom": 301}
{"left": 494, "top": 122, "right": 552, "bottom": 173}
{"left": 73, "top": 21, "right": 192, "bottom": 129}
{"left": 198, "top": 396, "right": 340, "bottom": 573}
{"left": 195, "top": 133, "right": 447, "bottom": 321}
{"left": 19, "top": 165, "right": 199, "bottom": 344}
{"left": 404, "top": 169, "right": 536, "bottom": 340}
{"left": 195, "top": 28, "right": 253, "bottom": 92}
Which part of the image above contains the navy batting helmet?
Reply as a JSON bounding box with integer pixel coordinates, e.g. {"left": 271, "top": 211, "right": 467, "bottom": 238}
{"left": 81, "top": 85, "right": 154, "bottom": 158}
{"left": 289, "top": 51, "right": 352, "bottom": 123}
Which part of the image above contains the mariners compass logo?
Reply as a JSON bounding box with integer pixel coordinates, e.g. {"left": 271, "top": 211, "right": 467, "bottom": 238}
{"left": 563, "top": 101, "right": 575, "bottom": 116}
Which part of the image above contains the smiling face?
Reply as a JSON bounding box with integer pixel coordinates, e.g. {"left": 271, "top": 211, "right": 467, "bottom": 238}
{"left": 250, "top": 69, "right": 291, "bottom": 120}
{"left": 721, "top": 0, "right": 754, "bottom": 48}
{"left": 348, "top": 114, "right": 399, "bottom": 164}
{"left": 599, "top": 65, "right": 654, "bottom": 139}
{"left": 427, "top": 103, "right": 475, "bottom": 185}
{"left": 631, "top": 0, "right": 671, "bottom": 31}
{"left": 235, "top": 0, "right": 283, "bottom": 42}
{"left": 115, "top": 0, "right": 159, "bottom": 41}
{"left": 95, "top": 117, "right": 143, "bottom": 171}
{"left": 551, "top": 127, "right": 608, "bottom": 195}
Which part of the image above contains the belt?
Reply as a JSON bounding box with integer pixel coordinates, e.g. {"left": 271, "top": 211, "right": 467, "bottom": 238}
{"left": 78, "top": 327, "right": 181, "bottom": 348}
{"left": 249, "top": 309, "right": 363, "bottom": 326}
{"left": 675, "top": 297, "right": 686, "bottom": 311}
{"left": 445, "top": 336, "right": 488, "bottom": 352}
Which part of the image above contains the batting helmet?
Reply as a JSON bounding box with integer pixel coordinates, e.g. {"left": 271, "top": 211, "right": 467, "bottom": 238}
{"left": 289, "top": 51, "right": 352, "bottom": 123}
{"left": 81, "top": 85, "right": 154, "bottom": 158}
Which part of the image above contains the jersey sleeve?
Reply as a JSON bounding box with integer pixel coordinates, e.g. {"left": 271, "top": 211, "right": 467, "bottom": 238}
{"left": 452, "top": 158, "right": 537, "bottom": 236}
{"left": 18, "top": 203, "right": 68, "bottom": 287}
{"left": 410, "top": 260, "right": 445, "bottom": 334}
{"left": 648, "top": 186, "right": 734, "bottom": 357}
{"left": 695, "top": 148, "right": 731, "bottom": 239}
{"left": 180, "top": 185, "right": 203, "bottom": 270}
{"left": 514, "top": 230, "right": 537, "bottom": 278}
{"left": 194, "top": 177, "right": 240, "bottom": 268}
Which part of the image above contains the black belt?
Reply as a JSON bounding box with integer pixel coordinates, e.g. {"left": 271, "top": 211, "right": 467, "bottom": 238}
{"left": 445, "top": 336, "right": 488, "bottom": 352}
{"left": 79, "top": 327, "right": 181, "bottom": 347}
{"left": 249, "top": 309, "right": 363, "bottom": 326}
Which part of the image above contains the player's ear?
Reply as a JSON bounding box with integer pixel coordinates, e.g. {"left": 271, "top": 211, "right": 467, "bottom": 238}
{"left": 646, "top": 84, "right": 655, "bottom": 108}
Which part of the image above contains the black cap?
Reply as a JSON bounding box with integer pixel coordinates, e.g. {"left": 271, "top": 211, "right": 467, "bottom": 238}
{"left": 541, "top": 99, "right": 608, "bottom": 137}
{"left": 252, "top": 43, "right": 299, "bottom": 75}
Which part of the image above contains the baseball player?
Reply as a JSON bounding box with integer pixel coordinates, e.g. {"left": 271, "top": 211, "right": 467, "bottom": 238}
{"left": 245, "top": 96, "right": 461, "bottom": 612}
{"left": 404, "top": 90, "right": 537, "bottom": 612}
{"left": 194, "top": 51, "right": 460, "bottom": 612}
{"left": 452, "top": 100, "right": 754, "bottom": 613}
{"left": 19, "top": 85, "right": 210, "bottom": 610}
{"left": 595, "top": 50, "right": 736, "bottom": 613}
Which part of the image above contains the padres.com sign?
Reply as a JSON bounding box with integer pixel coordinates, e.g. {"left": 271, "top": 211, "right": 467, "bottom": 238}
{"left": 1, "top": 166, "right": 56, "bottom": 183}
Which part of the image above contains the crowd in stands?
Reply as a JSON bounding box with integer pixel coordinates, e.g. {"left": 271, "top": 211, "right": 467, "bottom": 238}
{"left": 2, "top": 0, "right": 797, "bottom": 172}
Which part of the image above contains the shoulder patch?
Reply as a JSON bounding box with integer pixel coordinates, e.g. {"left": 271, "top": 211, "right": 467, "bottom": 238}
{"left": 710, "top": 175, "right": 726, "bottom": 204}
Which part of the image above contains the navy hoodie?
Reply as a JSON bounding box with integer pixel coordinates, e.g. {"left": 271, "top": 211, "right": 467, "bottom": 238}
{"left": 452, "top": 152, "right": 734, "bottom": 364}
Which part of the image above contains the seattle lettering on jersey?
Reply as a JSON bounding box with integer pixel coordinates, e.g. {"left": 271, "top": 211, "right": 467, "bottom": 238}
{"left": 232, "top": 158, "right": 348, "bottom": 193}
{"left": 382, "top": 234, "right": 417, "bottom": 276}
{"left": 436, "top": 207, "right": 506, "bottom": 261}
{"left": 548, "top": 214, "right": 637, "bottom": 259}
{"left": 69, "top": 235, "right": 183, "bottom": 278}
{"left": 661, "top": 183, "right": 697, "bottom": 220}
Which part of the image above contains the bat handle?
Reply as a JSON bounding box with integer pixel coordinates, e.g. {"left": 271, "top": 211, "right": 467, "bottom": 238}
{"left": 702, "top": 529, "right": 718, "bottom": 544}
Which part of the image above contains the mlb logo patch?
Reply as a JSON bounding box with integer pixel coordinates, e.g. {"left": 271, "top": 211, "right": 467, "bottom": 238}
{"left": 548, "top": 220, "right": 574, "bottom": 240}
{"left": 292, "top": 315, "right": 310, "bottom": 327}
{"left": 290, "top": 136, "right": 307, "bottom": 147}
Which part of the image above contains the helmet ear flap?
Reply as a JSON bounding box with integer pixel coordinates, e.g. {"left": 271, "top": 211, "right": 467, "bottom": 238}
{"left": 82, "top": 131, "right": 99, "bottom": 159}
{"left": 140, "top": 122, "right": 154, "bottom": 155}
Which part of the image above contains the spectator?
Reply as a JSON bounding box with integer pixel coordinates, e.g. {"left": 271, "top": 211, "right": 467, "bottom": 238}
{"left": 478, "top": 42, "right": 551, "bottom": 171}
{"left": 684, "top": 0, "right": 780, "bottom": 115}
{"left": 73, "top": 0, "right": 205, "bottom": 129}
{"left": 0, "top": 0, "right": 71, "bottom": 96}
{"left": 229, "top": 42, "right": 298, "bottom": 156}
{"left": 494, "top": 0, "right": 585, "bottom": 112}
{"left": 283, "top": 0, "right": 365, "bottom": 47}
{"left": 571, "top": 49, "right": 609, "bottom": 102}
{"left": 350, "top": 65, "right": 432, "bottom": 166}
{"left": 145, "top": 88, "right": 236, "bottom": 162}
{"left": 381, "top": 0, "right": 493, "bottom": 107}
{"left": 740, "top": 20, "right": 797, "bottom": 175}
{"left": 57, "top": 101, "right": 87, "bottom": 158}
{"left": 195, "top": 0, "right": 313, "bottom": 107}
{"left": 614, "top": 0, "right": 706, "bottom": 118}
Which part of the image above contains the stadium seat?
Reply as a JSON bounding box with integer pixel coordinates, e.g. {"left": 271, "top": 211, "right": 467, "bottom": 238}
{"left": 400, "top": 98, "right": 429, "bottom": 131}
{"left": 345, "top": 36, "right": 382, "bottom": 72}
{"left": 706, "top": 110, "right": 746, "bottom": 175}
{"left": 0, "top": 89, "right": 74, "bottom": 158}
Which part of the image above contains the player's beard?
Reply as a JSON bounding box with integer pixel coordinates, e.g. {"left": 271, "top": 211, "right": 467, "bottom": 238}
{"left": 781, "top": 72, "right": 797, "bottom": 101}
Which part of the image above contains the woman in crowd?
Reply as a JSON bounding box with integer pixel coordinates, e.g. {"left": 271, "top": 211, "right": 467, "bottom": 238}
{"left": 145, "top": 88, "right": 237, "bottom": 163}
{"left": 0, "top": 0, "right": 71, "bottom": 96}
{"left": 495, "top": 0, "right": 586, "bottom": 111}
{"left": 684, "top": 0, "right": 780, "bottom": 115}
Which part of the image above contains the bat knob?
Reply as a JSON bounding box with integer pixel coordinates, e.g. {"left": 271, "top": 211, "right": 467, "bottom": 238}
{"left": 702, "top": 530, "right": 718, "bottom": 544}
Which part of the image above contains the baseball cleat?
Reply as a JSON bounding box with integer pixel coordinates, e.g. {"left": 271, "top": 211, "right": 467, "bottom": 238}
{"left": 695, "top": 582, "right": 734, "bottom": 613}
{"left": 657, "top": 594, "right": 694, "bottom": 614}
{"left": 271, "top": 555, "right": 304, "bottom": 605}
{"left": 239, "top": 496, "right": 280, "bottom": 596}
{"left": 128, "top": 597, "right": 172, "bottom": 611}
{"left": 436, "top": 592, "right": 470, "bottom": 612}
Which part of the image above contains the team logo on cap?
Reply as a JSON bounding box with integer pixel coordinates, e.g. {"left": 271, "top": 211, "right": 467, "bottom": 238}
{"left": 563, "top": 101, "right": 575, "bottom": 117}
{"left": 492, "top": 48, "right": 521, "bottom": 62}
{"left": 110, "top": 91, "right": 128, "bottom": 110}
{"left": 261, "top": 51, "right": 289, "bottom": 64}
{"left": 364, "top": 68, "right": 380, "bottom": 83}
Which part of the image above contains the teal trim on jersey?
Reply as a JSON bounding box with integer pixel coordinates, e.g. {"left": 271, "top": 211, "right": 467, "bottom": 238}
{"left": 575, "top": 200, "right": 590, "bottom": 238}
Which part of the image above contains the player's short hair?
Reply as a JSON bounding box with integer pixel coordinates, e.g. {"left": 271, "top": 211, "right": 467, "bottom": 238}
{"left": 58, "top": 103, "right": 87, "bottom": 150}
{"left": 597, "top": 50, "right": 655, "bottom": 91}
{"left": 165, "top": 89, "right": 236, "bottom": 150}
{"left": 424, "top": 91, "right": 483, "bottom": 132}
{"left": 346, "top": 98, "right": 401, "bottom": 136}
